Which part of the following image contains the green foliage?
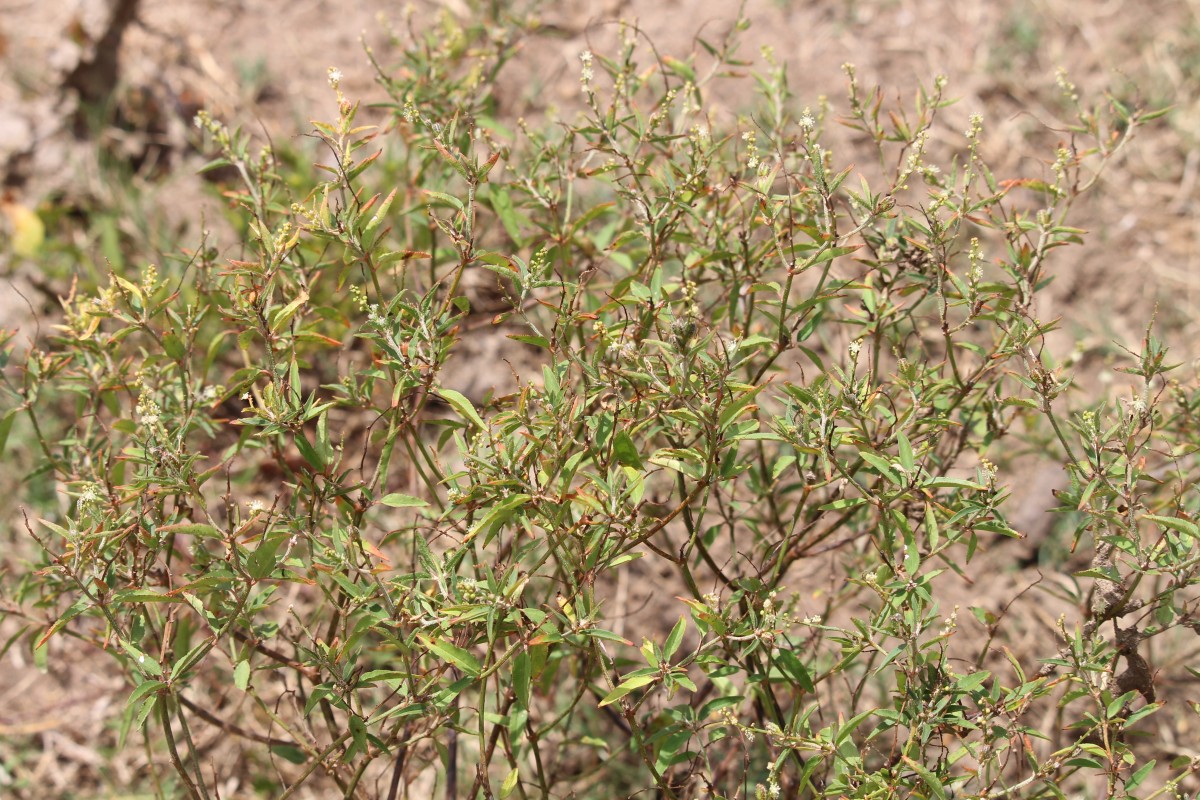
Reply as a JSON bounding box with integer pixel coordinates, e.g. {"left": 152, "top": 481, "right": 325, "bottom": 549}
{"left": 2, "top": 5, "right": 1196, "bottom": 800}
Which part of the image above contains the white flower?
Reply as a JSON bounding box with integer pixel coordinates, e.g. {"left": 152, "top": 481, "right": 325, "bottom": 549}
{"left": 327, "top": 67, "right": 343, "bottom": 87}
{"left": 579, "top": 51, "right": 594, "bottom": 91}
{"left": 78, "top": 484, "right": 103, "bottom": 513}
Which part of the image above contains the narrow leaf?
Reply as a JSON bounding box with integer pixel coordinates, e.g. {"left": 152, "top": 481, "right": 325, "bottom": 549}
{"left": 417, "top": 634, "right": 481, "bottom": 677}
{"left": 380, "top": 493, "right": 430, "bottom": 508}
{"left": 436, "top": 388, "right": 487, "bottom": 431}
{"left": 234, "top": 660, "right": 251, "bottom": 690}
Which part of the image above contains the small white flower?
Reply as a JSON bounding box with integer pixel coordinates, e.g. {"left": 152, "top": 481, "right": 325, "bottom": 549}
{"left": 327, "top": 67, "right": 343, "bottom": 87}
{"left": 799, "top": 112, "right": 815, "bottom": 130}
{"left": 579, "top": 51, "right": 594, "bottom": 91}
{"left": 965, "top": 113, "right": 984, "bottom": 139}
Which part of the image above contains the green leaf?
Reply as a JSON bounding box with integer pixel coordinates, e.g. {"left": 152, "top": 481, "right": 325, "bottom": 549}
{"left": 120, "top": 639, "right": 162, "bottom": 677}
{"left": 649, "top": 448, "right": 706, "bottom": 480}
{"left": 467, "top": 493, "right": 531, "bottom": 544}
{"left": 293, "top": 431, "right": 325, "bottom": 472}
{"left": 771, "top": 455, "right": 796, "bottom": 481}
{"left": 270, "top": 290, "right": 309, "bottom": 334}
{"left": 423, "top": 188, "right": 465, "bottom": 211}
{"left": 158, "top": 522, "right": 223, "bottom": 539}
{"left": 513, "top": 651, "right": 531, "bottom": 708}
{"left": 955, "top": 671, "right": 990, "bottom": 692}
{"left": 612, "top": 430, "right": 644, "bottom": 469}
{"left": 717, "top": 384, "right": 765, "bottom": 433}
{"left": 364, "top": 187, "right": 397, "bottom": 232}
{"left": 1125, "top": 759, "right": 1156, "bottom": 791}
{"left": 774, "top": 649, "right": 815, "bottom": 692}
{"left": 0, "top": 409, "right": 17, "bottom": 458}
{"left": 247, "top": 532, "right": 286, "bottom": 581}
{"left": 125, "top": 679, "right": 165, "bottom": 710}
{"left": 858, "top": 450, "right": 900, "bottom": 485}
{"left": 818, "top": 497, "right": 869, "bottom": 511}
{"left": 234, "top": 660, "right": 251, "bottom": 691}
{"left": 1077, "top": 477, "right": 1099, "bottom": 510}
{"left": 599, "top": 673, "right": 659, "bottom": 707}
{"left": 835, "top": 708, "right": 875, "bottom": 744}
{"left": 568, "top": 201, "right": 616, "bottom": 238}
{"left": 357, "top": 670, "right": 409, "bottom": 685}
{"left": 347, "top": 715, "right": 368, "bottom": 760}
{"left": 902, "top": 756, "right": 946, "bottom": 800}
{"left": 36, "top": 597, "right": 92, "bottom": 648}
{"left": 129, "top": 691, "right": 159, "bottom": 739}
{"left": 921, "top": 477, "right": 986, "bottom": 491}
{"left": 970, "top": 606, "right": 996, "bottom": 626}
{"left": 897, "top": 431, "right": 914, "bottom": 474}
{"left": 271, "top": 745, "right": 308, "bottom": 765}
{"left": 903, "top": 528, "right": 921, "bottom": 575}
{"left": 436, "top": 388, "right": 487, "bottom": 431}
{"left": 500, "top": 767, "right": 520, "bottom": 798}
{"left": 417, "top": 634, "right": 481, "bottom": 677}
{"left": 925, "top": 504, "right": 940, "bottom": 550}
{"left": 1144, "top": 514, "right": 1199, "bottom": 539}
{"left": 171, "top": 640, "right": 213, "bottom": 678}
{"left": 162, "top": 332, "right": 186, "bottom": 361}
{"left": 805, "top": 244, "right": 860, "bottom": 268}
{"left": 662, "top": 55, "right": 696, "bottom": 82}
{"left": 486, "top": 187, "right": 523, "bottom": 244}
{"left": 582, "top": 628, "right": 633, "bottom": 645}
{"left": 315, "top": 410, "right": 334, "bottom": 466}
{"left": 508, "top": 334, "right": 549, "bottom": 349}
{"left": 663, "top": 616, "right": 687, "bottom": 660}
{"left": 379, "top": 493, "right": 430, "bottom": 508}
{"left": 700, "top": 696, "right": 743, "bottom": 719}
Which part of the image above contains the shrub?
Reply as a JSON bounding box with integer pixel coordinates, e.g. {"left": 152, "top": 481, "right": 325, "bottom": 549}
{"left": 2, "top": 6, "right": 1194, "bottom": 799}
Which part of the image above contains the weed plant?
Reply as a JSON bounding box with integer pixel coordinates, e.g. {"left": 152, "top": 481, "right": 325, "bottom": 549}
{"left": 1, "top": 5, "right": 1196, "bottom": 799}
